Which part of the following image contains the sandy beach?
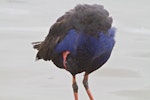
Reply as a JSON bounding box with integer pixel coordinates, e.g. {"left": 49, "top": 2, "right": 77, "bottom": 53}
{"left": 0, "top": 0, "right": 150, "bottom": 100}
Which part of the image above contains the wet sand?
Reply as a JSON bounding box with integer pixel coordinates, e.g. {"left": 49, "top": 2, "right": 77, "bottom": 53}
{"left": 0, "top": 0, "right": 150, "bottom": 100}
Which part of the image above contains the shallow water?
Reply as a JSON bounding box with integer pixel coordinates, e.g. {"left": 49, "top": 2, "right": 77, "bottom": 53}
{"left": 0, "top": 0, "right": 150, "bottom": 100}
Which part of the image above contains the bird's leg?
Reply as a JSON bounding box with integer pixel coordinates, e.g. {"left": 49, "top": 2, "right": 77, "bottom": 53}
{"left": 83, "top": 73, "right": 94, "bottom": 100}
{"left": 62, "top": 51, "right": 70, "bottom": 69}
{"left": 63, "top": 51, "right": 78, "bottom": 100}
{"left": 72, "top": 76, "right": 78, "bottom": 100}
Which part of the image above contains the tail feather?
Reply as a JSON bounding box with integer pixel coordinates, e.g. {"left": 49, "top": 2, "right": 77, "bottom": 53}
{"left": 32, "top": 41, "right": 43, "bottom": 50}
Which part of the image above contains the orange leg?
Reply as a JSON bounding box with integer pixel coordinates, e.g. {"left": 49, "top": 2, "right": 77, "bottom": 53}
{"left": 62, "top": 51, "right": 78, "bottom": 100}
{"left": 83, "top": 73, "right": 94, "bottom": 100}
{"left": 62, "top": 51, "right": 70, "bottom": 69}
{"left": 72, "top": 76, "right": 78, "bottom": 100}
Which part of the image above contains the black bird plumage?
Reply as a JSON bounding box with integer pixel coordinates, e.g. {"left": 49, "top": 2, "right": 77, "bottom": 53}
{"left": 33, "top": 4, "right": 116, "bottom": 100}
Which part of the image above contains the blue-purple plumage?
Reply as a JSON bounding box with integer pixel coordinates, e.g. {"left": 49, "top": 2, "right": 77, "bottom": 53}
{"left": 55, "top": 28, "right": 116, "bottom": 57}
{"left": 54, "top": 27, "right": 116, "bottom": 75}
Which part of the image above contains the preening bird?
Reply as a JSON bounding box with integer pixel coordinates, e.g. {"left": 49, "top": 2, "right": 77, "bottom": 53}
{"left": 32, "top": 4, "right": 116, "bottom": 100}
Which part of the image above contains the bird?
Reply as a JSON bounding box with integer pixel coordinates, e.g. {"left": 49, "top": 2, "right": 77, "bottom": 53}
{"left": 32, "top": 4, "right": 116, "bottom": 100}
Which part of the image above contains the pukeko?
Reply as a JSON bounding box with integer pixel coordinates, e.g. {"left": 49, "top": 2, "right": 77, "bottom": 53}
{"left": 32, "top": 4, "right": 116, "bottom": 100}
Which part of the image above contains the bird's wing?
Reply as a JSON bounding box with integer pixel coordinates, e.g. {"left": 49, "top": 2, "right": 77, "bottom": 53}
{"left": 36, "top": 14, "right": 73, "bottom": 61}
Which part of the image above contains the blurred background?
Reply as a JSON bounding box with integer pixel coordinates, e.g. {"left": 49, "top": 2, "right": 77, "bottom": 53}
{"left": 0, "top": 0, "right": 150, "bottom": 100}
